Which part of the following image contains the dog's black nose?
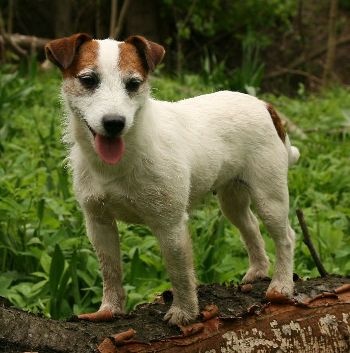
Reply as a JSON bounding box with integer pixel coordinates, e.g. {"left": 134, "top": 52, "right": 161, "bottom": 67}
{"left": 102, "top": 114, "right": 125, "bottom": 136}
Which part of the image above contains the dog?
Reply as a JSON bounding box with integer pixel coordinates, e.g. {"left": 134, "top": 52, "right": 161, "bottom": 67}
{"left": 45, "top": 33, "right": 300, "bottom": 326}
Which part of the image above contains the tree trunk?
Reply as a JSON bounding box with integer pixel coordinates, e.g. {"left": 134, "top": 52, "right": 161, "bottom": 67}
{"left": 1, "top": 276, "right": 350, "bottom": 353}
{"left": 95, "top": 0, "right": 103, "bottom": 38}
{"left": 54, "top": 0, "right": 72, "bottom": 37}
{"left": 322, "top": 0, "right": 338, "bottom": 85}
{"left": 109, "top": 0, "right": 118, "bottom": 38}
{"left": 124, "top": 0, "right": 161, "bottom": 42}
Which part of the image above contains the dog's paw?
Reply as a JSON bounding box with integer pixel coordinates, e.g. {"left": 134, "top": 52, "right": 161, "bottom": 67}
{"left": 164, "top": 305, "right": 198, "bottom": 326}
{"left": 99, "top": 303, "right": 124, "bottom": 314}
{"left": 266, "top": 280, "right": 294, "bottom": 303}
{"left": 242, "top": 266, "right": 269, "bottom": 284}
{"left": 77, "top": 309, "right": 115, "bottom": 322}
{"left": 77, "top": 303, "right": 124, "bottom": 321}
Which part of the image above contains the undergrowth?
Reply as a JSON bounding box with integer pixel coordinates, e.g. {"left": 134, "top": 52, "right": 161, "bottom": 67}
{"left": 0, "top": 67, "right": 349, "bottom": 319}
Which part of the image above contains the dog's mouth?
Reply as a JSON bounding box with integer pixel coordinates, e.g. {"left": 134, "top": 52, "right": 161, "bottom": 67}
{"left": 83, "top": 119, "right": 125, "bottom": 165}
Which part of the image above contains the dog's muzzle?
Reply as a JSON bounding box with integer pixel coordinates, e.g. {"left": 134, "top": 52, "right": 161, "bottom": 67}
{"left": 102, "top": 114, "right": 126, "bottom": 137}
{"left": 81, "top": 115, "right": 126, "bottom": 165}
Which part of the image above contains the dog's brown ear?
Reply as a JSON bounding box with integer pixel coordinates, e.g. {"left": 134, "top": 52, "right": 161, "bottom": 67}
{"left": 125, "top": 35, "right": 165, "bottom": 72}
{"left": 45, "top": 33, "right": 92, "bottom": 70}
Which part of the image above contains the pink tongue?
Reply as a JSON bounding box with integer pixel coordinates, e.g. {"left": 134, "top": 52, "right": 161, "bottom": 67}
{"left": 95, "top": 134, "right": 125, "bottom": 164}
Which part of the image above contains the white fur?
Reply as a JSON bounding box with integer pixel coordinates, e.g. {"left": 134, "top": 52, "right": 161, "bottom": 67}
{"left": 61, "top": 38, "right": 300, "bottom": 326}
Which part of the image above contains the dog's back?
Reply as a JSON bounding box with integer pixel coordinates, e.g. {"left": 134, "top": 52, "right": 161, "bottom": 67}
{"left": 146, "top": 91, "right": 297, "bottom": 206}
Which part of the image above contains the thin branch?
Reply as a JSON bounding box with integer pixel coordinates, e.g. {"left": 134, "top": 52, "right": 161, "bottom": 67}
{"left": 267, "top": 67, "right": 322, "bottom": 84}
{"left": 296, "top": 209, "right": 328, "bottom": 277}
{"left": 266, "top": 34, "right": 350, "bottom": 80}
{"left": 182, "top": 0, "right": 198, "bottom": 28}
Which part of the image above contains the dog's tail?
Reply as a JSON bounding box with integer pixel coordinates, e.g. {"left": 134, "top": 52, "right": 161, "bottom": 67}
{"left": 266, "top": 103, "right": 300, "bottom": 166}
{"left": 284, "top": 134, "right": 300, "bottom": 166}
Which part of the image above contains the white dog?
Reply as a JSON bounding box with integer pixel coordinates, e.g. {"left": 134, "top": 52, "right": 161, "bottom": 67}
{"left": 45, "top": 33, "right": 300, "bottom": 326}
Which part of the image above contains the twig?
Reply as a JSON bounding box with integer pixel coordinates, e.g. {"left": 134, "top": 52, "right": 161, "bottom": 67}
{"left": 296, "top": 209, "right": 328, "bottom": 277}
{"left": 266, "top": 67, "right": 322, "bottom": 84}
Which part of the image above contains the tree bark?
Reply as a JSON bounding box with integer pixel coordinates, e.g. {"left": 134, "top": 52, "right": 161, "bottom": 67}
{"left": 1, "top": 276, "right": 349, "bottom": 353}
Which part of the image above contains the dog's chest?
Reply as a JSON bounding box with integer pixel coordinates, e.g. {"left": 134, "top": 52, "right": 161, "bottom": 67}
{"left": 91, "top": 174, "right": 182, "bottom": 226}
{"left": 106, "top": 192, "right": 144, "bottom": 224}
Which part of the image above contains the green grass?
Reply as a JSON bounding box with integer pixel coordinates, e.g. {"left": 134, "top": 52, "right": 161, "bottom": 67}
{"left": 0, "top": 67, "right": 349, "bottom": 319}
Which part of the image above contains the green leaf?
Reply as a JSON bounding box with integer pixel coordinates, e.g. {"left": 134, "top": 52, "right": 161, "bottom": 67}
{"left": 40, "top": 252, "right": 52, "bottom": 274}
{"left": 49, "top": 244, "right": 65, "bottom": 295}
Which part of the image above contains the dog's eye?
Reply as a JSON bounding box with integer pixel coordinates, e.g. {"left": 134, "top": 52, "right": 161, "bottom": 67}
{"left": 78, "top": 74, "right": 99, "bottom": 89}
{"left": 125, "top": 78, "right": 142, "bottom": 93}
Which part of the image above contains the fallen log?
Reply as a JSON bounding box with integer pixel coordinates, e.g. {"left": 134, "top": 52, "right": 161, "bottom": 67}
{"left": 0, "top": 276, "right": 349, "bottom": 353}
{"left": 0, "top": 33, "right": 50, "bottom": 57}
{"left": 5, "top": 34, "right": 49, "bottom": 50}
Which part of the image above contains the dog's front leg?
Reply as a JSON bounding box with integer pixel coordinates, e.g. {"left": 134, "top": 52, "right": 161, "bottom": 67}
{"left": 153, "top": 215, "right": 199, "bottom": 326}
{"left": 78, "top": 205, "right": 125, "bottom": 321}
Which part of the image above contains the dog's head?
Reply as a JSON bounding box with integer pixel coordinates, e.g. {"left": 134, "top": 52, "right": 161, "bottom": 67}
{"left": 45, "top": 33, "right": 165, "bottom": 164}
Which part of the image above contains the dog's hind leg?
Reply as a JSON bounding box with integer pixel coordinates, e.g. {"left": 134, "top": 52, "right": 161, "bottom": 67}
{"left": 152, "top": 214, "right": 199, "bottom": 326}
{"left": 248, "top": 164, "right": 295, "bottom": 300}
{"left": 217, "top": 181, "right": 270, "bottom": 283}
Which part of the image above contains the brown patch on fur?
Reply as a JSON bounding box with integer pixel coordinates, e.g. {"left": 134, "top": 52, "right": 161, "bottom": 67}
{"left": 45, "top": 33, "right": 93, "bottom": 71}
{"left": 118, "top": 42, "right": 148, "bottom": 79}
{"left": 125, "top": 35, "right": 165, "bottom": 72}
{"left": 63, "top": 40, "right": 98, "bottom": 78}
{"left": 266, "top": 103, "right": 286, "bottom": 142}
